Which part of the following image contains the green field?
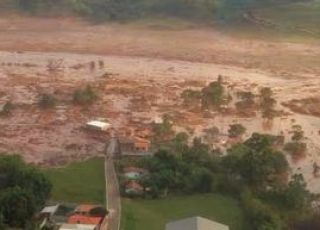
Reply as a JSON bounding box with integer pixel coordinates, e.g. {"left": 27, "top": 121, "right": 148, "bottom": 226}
{"left": 44, "top": 158, "right": 105, "bottom": 204}
{"left": 121, "top": 194, "right": 247, "bottom": 230}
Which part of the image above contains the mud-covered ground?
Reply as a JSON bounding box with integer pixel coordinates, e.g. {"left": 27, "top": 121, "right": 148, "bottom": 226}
{"left": 0, "top": 15, "right": 320, "bottom": 191}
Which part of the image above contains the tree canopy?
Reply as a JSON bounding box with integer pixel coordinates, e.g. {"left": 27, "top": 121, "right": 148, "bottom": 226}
{"left": 0, "top": 155, "right": 51, "bottom": 228}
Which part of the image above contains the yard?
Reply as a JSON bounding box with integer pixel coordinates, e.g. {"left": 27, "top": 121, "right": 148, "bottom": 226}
{"left": 121, "top": 194, "right": 247, "bottom": 230}
{"left": 44, "top": 157, "right": 106, "bottom": 204}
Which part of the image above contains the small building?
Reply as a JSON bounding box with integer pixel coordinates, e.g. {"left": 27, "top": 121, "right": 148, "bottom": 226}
{"left": 125, "top": 180, "right": 144, "bottom": 195}
{"left": 59, "top": 223, "right": 97, "bottom": 230}
{"left": 123, "top": 167, "right": 147, "bottom": 180}
{"left": 118, "top": 136, "right": 151, "bottom": 155}
{"left": 165, "top": 216, "right": 229, "bottom": 230}
{"left": 154, "top": 116, "right": 164, "bottom": 124}
{"left": 86, "top": 120, "right": 111, "bottom": 132}
{"left": 40, "top": 204, "right": 59, "bottom": 218}
{"left": 74, "top": 204, "right": 100, "bottom": 216}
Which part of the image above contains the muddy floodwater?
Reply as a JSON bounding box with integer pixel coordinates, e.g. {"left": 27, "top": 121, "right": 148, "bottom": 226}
{"left": 0, "top": 51, "right": 320, "bottom": 192}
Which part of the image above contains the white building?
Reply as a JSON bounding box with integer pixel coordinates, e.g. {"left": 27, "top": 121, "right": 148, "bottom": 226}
{"left": 86, "top": 120, "right": 111, "bottom": 132}
{"left": 166, "top": 216, "right": 229, "bottom": 230}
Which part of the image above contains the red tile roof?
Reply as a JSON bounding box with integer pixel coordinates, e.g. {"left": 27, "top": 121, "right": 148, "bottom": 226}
{"left": 68, "top": 215, "right": 102, "bottom": 225}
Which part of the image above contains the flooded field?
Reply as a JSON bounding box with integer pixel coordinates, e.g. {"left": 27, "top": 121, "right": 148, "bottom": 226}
{"left": 0, "top": 50, "right": 320, "bottom": 192}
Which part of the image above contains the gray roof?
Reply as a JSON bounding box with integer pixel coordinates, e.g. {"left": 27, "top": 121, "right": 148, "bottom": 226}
{"left": 165, "top": 216, "right": 229, "bottom": 230}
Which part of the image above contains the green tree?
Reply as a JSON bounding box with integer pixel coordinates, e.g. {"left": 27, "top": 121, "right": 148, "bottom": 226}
{"left": 284, "top": 174, "right": 310, "bottom": 210}
{"left": 291, "top": 125, "right": 304, "bottom": 142}
{"left": 259, "top": 87, "right": 276, "bottom": 119}
{"left": 241, "top": 190, "right": 283, "bottom": 230}
{"left": 284, "top": 142, "right": 307, "bottom": 158}
{"left": 0, "top": 187, "right": 36, "bottom": 228}
{"left": 228, "top": 123, "right": 246, "bottom": 138}
{"left": 0, "top": 155, "right": 51, "bottom": 228}
{"left": 201, "top": 79, "right": 225, "bottom": 110}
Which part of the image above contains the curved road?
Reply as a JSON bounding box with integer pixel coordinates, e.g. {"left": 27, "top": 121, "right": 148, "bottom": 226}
{"left": 101, "top": 138, "right": 121, "bottom": 230}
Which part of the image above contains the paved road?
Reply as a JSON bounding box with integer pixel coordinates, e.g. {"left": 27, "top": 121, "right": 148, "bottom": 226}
{"left": 101, "top": 138, "right": 121, "bottom": 230}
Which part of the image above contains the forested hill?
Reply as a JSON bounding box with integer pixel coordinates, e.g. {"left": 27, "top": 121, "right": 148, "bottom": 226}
{"left": 0, "top": 0, "right": 312, "bottom": 22}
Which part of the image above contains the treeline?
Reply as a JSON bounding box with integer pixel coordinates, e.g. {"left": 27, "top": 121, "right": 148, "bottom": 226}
{"left": 0, "top": 155, "right": 51, "bottom": 229}
{"left": 120, "top": 133, "right": 317, "bottom": 229}
{"left": 0, "top": 0, "right": 307, "bottom": 21}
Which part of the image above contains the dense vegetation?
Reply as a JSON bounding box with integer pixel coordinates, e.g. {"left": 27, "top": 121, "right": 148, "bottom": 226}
{"left": 0, "top": 155, "right": 51, "bottom": 228}
{"left": 119, "top": 133, "right": 315, "bottom": 229}
{"left": 0, "top": 0, "right": 309, "bottom": 22}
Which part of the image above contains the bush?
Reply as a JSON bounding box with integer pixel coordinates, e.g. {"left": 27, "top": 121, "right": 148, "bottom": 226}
{"left": 38, "top": 93, "right": 56, "bottom": 109}
{"left": 73, "top": 85, "right": 98, "bottom": 105}
{"left": 284, "top": 142, "right": 307, "bottom": 158}
{"left": 0, "top": 101, "right": 14, "bottom": 116}
{"left": 228, "top": 124, "right": 246, "bottom": 138}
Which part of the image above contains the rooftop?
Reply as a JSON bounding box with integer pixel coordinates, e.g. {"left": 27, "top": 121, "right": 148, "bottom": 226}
{"left": 86, "top": 120, "right": 111, "bottom": 129}
{"left": 165, "top": 216, "right": 229, "bottom": 230}
{"left": 59, "top": 224, "right": 97, "bottom": 230}
{"left": 68, "top": 214, "right": 102, "bottom": 225}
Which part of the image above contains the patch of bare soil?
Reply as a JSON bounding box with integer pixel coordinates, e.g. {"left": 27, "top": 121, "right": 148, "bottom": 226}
{"left": 0, "top": 14, "right": 320, "bottom": 77}
{"left": 282, "top": 97, "right": 320, "bottom": 117}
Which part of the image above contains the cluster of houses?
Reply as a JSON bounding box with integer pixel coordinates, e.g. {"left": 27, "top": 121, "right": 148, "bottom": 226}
{"left": 86, "top": 118, "right": 152, "bottom": 157}
{"left": 38, "top": 203, "right": 107, "bottom": 230}
{"left": 121, "top": 167, "right": 148, "bottom": 196}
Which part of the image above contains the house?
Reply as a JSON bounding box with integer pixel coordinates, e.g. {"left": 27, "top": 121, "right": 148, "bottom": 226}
{"left": 74, "top": 204, "right": 101, "bottom": 216}
{"left": 59, "top": 223, "right": 97, "bottom": 230}
{"left": 125, "top": 180, "right": 144, "bottom": 195}
{"left": 86, "top": 120, "right": 111, "bottom": 132}
{"left": 67, "top": 214, "right": 102, "bottom": 226}
{"left": 123, "top": 167, "right": 147, "bottom": 180}
{"left": 165, "top": 216, "right": 229, "bottom": 230}
{"left": 40, "top": 204, "right": 59, "bottom": 218}
{"left": 118, "top": 136, "right": 151, "bottom": 155}
{"left": 153, "top": 116, "right": 164, "bottom": 124}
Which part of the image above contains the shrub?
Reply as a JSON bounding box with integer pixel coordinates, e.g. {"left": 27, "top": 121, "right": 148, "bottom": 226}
{"left": 38, "top": 93, "right": 56, "bottom": 109}
{"left": 284, "top": 142, "right": 307, "bottom": 158}
{"left": 0, "top": 101, "right": 14, "bottom": 116}
{"left": 73, "top": 85, "right": 98, "bottom": 105}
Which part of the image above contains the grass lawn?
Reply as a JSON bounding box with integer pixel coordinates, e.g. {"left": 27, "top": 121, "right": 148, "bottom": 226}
{"left": 44, "top": 157, "right": 105, "bottom": 204}
{"left": 121, "top": 194, "right": 248, "bottom": 230}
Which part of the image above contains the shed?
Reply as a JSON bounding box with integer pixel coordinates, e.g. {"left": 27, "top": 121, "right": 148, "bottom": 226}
{"left": 165, "top": 216, "right": 229, "bottom": 230}
{"left": 40, "top": 204, "right": 59, "bottom": 217}
{"left": 86, "top": 121, "right": 111, "bottom": 131}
